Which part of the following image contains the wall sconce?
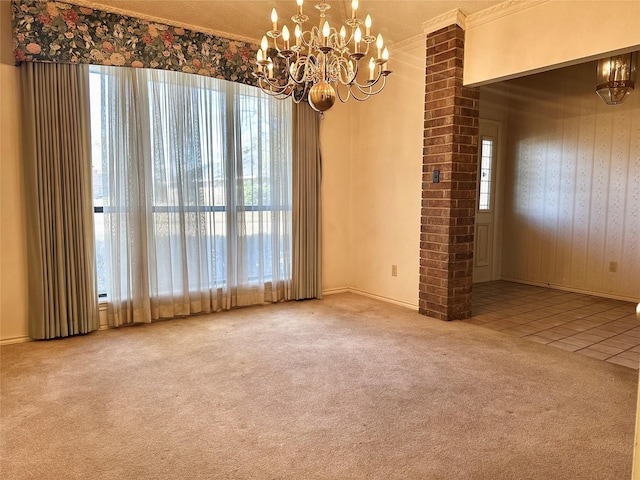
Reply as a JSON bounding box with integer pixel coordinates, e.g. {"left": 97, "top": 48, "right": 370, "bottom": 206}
{"left": 596, "top": 52, "right": 637, "bottom": 105}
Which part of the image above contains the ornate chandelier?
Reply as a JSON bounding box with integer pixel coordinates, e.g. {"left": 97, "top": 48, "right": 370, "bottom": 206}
{"left": 254, "top": 0, "right": 391, "bottom": 112}
{"left": 596, "top": 52, "right": 637, "bottom": 105}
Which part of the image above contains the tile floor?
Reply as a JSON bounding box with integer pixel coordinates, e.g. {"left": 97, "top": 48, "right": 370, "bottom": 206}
{"left": 467, "top": 281, "right": 640, "bottom": 369}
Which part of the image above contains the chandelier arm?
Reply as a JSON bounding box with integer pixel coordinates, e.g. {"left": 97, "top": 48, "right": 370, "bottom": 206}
{"left": 347, "top": 89, "right": 378, "bottom": 102}
{"left": 292, "top": 83, "right": 310, "bottom": 104}
{"left": 282, "top": 57, "right": 301, "bottom": 86}
{"left": 259, "top": 73, "right": 288, "bottom": 89}
{"left": 353, "top": 42, "right": 372, "bottom": 59}
{"left": 351, "top": 74, "right": 388, "bottom": 97}
{"left": 287, "top": 64, "right": 307, "bottom": 86}
{"left": 325, "top": 54, "right": 343, "bottom": 85}
{"left": 273, "top": 37, "right": 282, "bottom": 54}
{"left": 345, "top": 77, "right": 389, "bottom": 102}
{"left": 258, "top": 77, "right": 294, "bottom": 99}
{"left": 337, "top": 61, "right": 360, "bottom": 87}
{"left": 331, "top": 55, "right": 355, "bottom": 85}
{"left": 335, "top": 82, "right": 353, "bottom": 103}
{"left": 344, "top": 83, "right": 373, "bottom": 102}
{"left": 287, "top": 55, "right": 316, "bottom": 86}
{"left": 299, "top": 30, "right": 312, "bottom": 50}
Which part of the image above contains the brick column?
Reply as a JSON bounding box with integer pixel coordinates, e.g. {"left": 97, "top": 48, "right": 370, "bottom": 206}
{"left": 419, "top": 24, "right": 479, "bottom": 321}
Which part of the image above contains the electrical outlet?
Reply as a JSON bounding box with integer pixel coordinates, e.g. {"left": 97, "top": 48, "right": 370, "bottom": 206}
{"left": 391, "top": 265, "right": 398, "bottom": 277}
{"left": 609, "top": 261, "right": 617, "bottom": 273}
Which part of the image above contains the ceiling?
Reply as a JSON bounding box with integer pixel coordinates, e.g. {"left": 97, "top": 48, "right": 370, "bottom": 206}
{"left": 75, "top": 0, "right": 507, "bottom": 46}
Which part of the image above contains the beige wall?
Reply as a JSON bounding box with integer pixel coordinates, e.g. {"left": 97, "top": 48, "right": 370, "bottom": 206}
{"left": 0, "top": 0, "right": 29, "bottom": 341}
{"left": 499, "top": 61, "right": 640, "bottom": 301}
{"left": 465, "top": 0, "right": 640, "bottom": 86}
{"left": 320, "top": 100, "right": 352, "bottom": 293}
{"left": 320, "top": 36, "right": 425, "bottom": 308}
{"left": 348, "top": 37, "right": 425, "bottom": 308}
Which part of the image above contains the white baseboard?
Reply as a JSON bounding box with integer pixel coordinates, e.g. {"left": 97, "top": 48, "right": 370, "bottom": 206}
{"left": 323, "top": 287, "right": 419, "bottom": 311}
{"left": 499, "top": 277, "right": 640, "bottom": 304}
{"left": 1, "top": 335, "right": 32, "bottom": 345}
{"left": 348, "top": 288, "right": 419, "bottom": 311}
{"left": 322, "top": 287, "right": 351, "bottom": 296}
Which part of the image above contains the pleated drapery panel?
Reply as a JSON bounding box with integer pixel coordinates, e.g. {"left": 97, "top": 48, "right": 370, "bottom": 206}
{"left": 20, "top": 62, "right": 99, "bottom": 339}
{"left": 292, "top": 102, "right": 323, "bottom": 300}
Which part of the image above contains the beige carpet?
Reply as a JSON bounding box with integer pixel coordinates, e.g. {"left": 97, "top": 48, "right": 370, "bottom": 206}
{"left": 1, "top": 293, "right": 637, "bottom": 479}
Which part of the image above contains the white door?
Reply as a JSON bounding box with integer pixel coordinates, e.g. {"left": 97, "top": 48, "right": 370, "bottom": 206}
{"left": 473, "top": 120, "right": 500, "bottom": 283}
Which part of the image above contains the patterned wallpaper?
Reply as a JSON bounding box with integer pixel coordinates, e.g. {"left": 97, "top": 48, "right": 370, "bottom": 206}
{"left": 11, "top": 0, "right": 258, "bottom": 86}
{"left": 499, "top": 61, "right": 640, "bottom": 300}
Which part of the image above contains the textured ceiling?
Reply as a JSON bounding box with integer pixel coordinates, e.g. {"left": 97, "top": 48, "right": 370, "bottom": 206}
{"left": 73, "top": 0, "right": 507, "bottom": 46}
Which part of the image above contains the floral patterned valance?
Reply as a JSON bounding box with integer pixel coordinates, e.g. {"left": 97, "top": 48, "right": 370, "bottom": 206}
{"left": 12, "top": 0, "right": 258, "bottom": 86}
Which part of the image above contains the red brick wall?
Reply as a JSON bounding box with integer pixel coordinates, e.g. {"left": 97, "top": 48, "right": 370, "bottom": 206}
{"left": 419, "top": 25, "right": 479, "bottom": 321}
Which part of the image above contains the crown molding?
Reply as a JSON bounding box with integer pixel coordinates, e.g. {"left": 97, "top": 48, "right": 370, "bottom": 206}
{"left": 393, "top": 33, "right": 426, "bottom": 52}
{"left": 62, "top": 0, "right": 260, "bottom": 44}
{"left": 466, "top": 0, "right": 549, "bottom": 29}
{"left": 422, "top": 9, "right": 467, "bottom": 35}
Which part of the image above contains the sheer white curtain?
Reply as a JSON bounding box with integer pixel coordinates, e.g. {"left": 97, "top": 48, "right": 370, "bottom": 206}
{"left": 93, "top": 66, "right": 292, "bottom": 326}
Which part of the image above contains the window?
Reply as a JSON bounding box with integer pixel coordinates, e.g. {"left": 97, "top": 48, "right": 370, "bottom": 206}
{"left": 478, "top": 137, "right": 494, "bottom": 211}
{"left": 89, "top": 66, "right": 292, "bottom": 313}
{"left": 89, "top": 74, "right": 108, "bottom": 297}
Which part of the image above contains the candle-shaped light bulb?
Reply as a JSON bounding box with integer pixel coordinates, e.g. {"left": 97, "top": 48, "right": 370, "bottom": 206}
{"left": 322, "top": 20, "right": 330, "bottom": 47}
{"left": 365, "top": 14, "right": 372, "bottom": 36}
{"left": 261, "top": 35, "right": 269, "bottom": 52}
{"left": 257, "top": 49, "right": 263, "bottom": 62}
{"left": 296, "top": 0, "right": 303, "bottom": 15}
{"left": 351, "top": 0, "right": 359, "bottom": 18}
{"left": 376, "top": 33, "right": 383, "bottom": 58}
{"left": 271, "top": 8, "right": 278, "bottom": 31}
{"left": 354, "top": 26, "right": 362, "bottom": 52}
{"left": 382, "top": 47, "right": 389, "bottom": 70}
{"left": 295, "top": 24, "right": 301, "bottom": 46}
{"left": 369, "top": 57, "right": 375, "bottom": 80}
{"left": 282, "top": 25, "right": 290, "bottom": 48}
{"left": 340, "top": 26, "right": 346, "bottom": 40}
{"left": 267, "top": 57, "right": 273, "bottom": 78}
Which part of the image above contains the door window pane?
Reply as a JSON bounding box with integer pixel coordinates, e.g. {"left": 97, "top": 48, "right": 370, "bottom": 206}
{"left": 478, "top": 137, "right": 494, "bottom": 211}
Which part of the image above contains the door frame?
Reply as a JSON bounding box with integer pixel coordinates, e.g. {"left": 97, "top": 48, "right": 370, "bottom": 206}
{"left": 474, "top": 119, "right": 504, "bottom": 283}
